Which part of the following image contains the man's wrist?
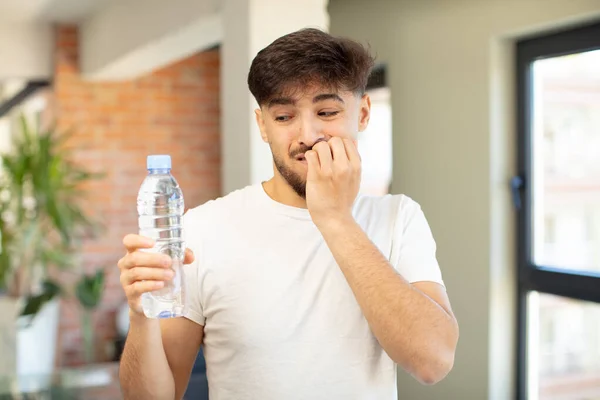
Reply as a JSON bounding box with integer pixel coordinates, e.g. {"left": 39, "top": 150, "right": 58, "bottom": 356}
{"left": 129, "top": 307, "right": 148, "bottom": 322}
{"left": 313, "top": 213, "right": 358, "bottom": 236}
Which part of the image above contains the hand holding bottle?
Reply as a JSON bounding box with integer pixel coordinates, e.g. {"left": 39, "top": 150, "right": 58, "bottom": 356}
{"left": 118, "top": 234, "right": 195, "bottom": 315}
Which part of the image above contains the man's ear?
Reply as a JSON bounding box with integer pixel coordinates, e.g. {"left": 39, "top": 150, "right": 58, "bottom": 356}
{"left": 358, "top": 94, "right": 371, "bottom": 133}
{"left": 255, "top": 108, "right": 269, "bottom": 143}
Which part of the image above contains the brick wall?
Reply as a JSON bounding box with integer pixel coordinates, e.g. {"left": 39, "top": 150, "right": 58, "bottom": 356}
{"left": 52, "top": 25, "right": 221, "bottom": 366}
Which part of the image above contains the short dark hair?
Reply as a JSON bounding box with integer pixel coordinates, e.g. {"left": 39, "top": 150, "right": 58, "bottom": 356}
{"left": 247, "top": 28, "right": 375, "bottom": 107}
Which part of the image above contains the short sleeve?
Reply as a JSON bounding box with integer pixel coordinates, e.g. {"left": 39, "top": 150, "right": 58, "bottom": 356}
{"left": 182, "top": 209, "right": 206, "bottom": 326}
{"left": 389, "top": 197, "right": 445, "bottom": 287}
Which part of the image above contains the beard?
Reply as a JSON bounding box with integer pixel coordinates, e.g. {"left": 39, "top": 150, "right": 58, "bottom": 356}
{"left": 273, "top": 153, "right": 307, "bottom": 199}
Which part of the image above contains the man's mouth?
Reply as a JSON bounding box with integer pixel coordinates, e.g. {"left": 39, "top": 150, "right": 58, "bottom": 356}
{"left": 295, "top": 154, "right": 306, "bottom": 162}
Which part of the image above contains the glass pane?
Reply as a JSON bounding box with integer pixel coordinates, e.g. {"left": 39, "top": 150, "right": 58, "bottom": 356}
{"left": 358, "top": 87, "right": 392, "bottom": 196}
{"left": 531, "top": 49, "right": 600, "bottom": 273}
{"left": 528, "top": 292, "right": 600, "bottom": 400}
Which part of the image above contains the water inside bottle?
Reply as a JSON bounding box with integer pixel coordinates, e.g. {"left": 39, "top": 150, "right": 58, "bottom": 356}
{"left": 137, "top": 170, "right": 186, "bottom": 318}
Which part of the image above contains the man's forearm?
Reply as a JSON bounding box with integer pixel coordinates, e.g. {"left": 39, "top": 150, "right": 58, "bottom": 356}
{"left": 119, "top": 313, "right": 175, "bottom": 400}
{"left": 317, "top": 217, "right": 458, "bottom": 383}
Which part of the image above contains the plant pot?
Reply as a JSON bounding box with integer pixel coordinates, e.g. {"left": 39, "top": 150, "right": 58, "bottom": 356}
{"left": 0, "top": 296, "right": 60, "bottom": 394}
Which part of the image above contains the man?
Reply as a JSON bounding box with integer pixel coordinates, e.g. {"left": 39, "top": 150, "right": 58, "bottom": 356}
{"left": 118, "top": 28, "right": 458, "bottom": 400}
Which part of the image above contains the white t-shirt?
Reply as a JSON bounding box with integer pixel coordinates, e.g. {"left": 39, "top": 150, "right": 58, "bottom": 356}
{"left": 182, "top": 183, "right": 444, "bottom": 400}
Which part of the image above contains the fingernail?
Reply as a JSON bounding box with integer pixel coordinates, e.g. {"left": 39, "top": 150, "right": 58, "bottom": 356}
{"left": 155, "top": 281, "right": 164, "bottom": 288}
{"left": 163, "top": 256, "right": 171, "bottom": 267}
{"left": 164, "top": 270, "right": 174, "bottom": 279}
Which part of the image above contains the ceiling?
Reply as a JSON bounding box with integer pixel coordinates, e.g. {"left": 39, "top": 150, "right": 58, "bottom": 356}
{"left": 0, "top": 0, "right": 113, "bottom": 23}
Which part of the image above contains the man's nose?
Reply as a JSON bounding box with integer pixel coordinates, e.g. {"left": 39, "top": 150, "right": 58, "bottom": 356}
{"left": 298, "top": 116, "right": 326, "bottom": 148}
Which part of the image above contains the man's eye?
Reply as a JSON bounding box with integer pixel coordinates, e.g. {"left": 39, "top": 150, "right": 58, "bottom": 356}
{"left": 319, "top": 111, "right": 340, "bottom": 117}
{"left": 275, "top": 115, "right": 291, "bottom": 122}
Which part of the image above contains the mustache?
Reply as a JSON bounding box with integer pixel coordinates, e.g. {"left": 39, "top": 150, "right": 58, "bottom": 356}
{"left": 289, "top": 139, "right": 327, "bottom": 158}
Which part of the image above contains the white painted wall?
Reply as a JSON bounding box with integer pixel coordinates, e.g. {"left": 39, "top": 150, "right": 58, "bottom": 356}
{"left": 80, "top": 0, "right": 222, "bottom": 80}
{"left": 329, "top": 1, "right": 600, "bottom": 399}
{"left": 221, "top": 0, "right": 329, "bottom": 194}
{"left": 0, "top": 22, "right": 52, "bottom": 80}
{"left": 220, "top": 0, "right": 253, "bottom": 193}
{"left": 0, "top": 119, "right": 10, "bottom": 154}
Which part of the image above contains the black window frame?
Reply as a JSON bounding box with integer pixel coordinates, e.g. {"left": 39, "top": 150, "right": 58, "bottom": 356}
{"left": 515, "top": 21, "right": 600, "bottom": 400}
{"left": 0, "top": 80, "right": 50, "bottom": 118}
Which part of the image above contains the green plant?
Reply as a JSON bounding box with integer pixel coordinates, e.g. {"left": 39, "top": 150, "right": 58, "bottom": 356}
{"left": 75, "top": 269, "right": 105, "bottom": 310}
{"left": 0, "top": 113, "right": 103, "bottom": 318}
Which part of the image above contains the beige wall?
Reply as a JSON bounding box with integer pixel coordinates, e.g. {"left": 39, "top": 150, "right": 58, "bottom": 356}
{"left": 0, "top": 22, "right": 52, "bottom": 80}
{"left": 329, "top": 1, "right": 600, "bottom": 399}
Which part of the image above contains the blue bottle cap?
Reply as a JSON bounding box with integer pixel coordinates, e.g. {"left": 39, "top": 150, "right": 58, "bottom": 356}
{"left": 147, "top": 155, "right": 171, "bottom": 170}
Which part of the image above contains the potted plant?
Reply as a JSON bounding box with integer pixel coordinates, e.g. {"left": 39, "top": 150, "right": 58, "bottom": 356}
{"left": 0, "top": 114, "right": 102, "bottom": 390}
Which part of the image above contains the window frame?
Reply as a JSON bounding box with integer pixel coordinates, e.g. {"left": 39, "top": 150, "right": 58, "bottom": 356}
{"left": 515, "top": 21, "right": 600, "bottom": 400}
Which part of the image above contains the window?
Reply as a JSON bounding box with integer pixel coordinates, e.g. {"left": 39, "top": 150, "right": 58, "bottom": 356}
{"left": 359, "top": 65, "right": 392, "bottom": 195}
{"left": 516, "top": 22, "right": 600, "bottom": 400}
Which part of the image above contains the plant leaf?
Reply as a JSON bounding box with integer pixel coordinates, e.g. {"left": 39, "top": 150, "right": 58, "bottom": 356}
{"left": 75, "top": 270, "right": 105, "bottom": 310}
{"left": 19, "top": 279, "right": 61, "bottom": 317}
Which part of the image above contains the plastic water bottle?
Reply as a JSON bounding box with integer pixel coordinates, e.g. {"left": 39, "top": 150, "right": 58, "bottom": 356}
{"left": 137, "top": 155, "right": 186, "bottom": 318}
